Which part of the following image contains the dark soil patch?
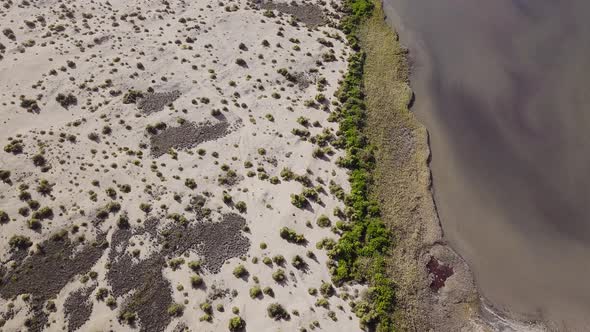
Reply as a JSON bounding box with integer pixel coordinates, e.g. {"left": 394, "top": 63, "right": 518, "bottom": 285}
{"left": 426, "top": 256, "right": 454, "bottom": 291}
{"left": 107, "top": 219, "right": 172, "bottom": 332}
{"left": 64, "top": 285, "right": 97, "bottom": 331}
{"left": 150, "top": 121, "right": 230, "bottom": 158}
{"left": 106, "top": 214, "right": 249, "bottom": 331}
{"left": 258, "top": 1, "right": 327, "bottom": 27}
{"left": 137, "top": 90, "right": 181, "bottom": 114}
{"left": 0, "top": 233, "right": 107, "bottom": 332}
{"left": 162, "top": 213, "right": 250, "bottom": 273}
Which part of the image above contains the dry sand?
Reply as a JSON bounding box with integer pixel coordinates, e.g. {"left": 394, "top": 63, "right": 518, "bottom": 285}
{"left": 0, "top": 0, "right": 366, "bottom": 330}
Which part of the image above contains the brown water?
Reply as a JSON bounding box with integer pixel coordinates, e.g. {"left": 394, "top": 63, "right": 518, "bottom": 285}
{"left": 382, "top": 0, "right": 590, "bottom": 330}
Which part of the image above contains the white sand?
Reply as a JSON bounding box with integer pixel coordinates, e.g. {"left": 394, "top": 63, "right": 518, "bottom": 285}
{"left": 0, "top": 0, "right": 365, "bottom": 330}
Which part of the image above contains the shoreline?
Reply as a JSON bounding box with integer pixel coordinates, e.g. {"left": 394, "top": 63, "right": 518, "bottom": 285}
{"left": 358, "top": 2, "right": 482, "bottom": 329}
{"left": 374, "top": 1, "right": 552, "bottom": 330}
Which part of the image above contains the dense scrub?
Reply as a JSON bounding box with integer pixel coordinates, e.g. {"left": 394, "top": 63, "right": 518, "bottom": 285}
{"left": 329, "top": 0, "right": 396, "bottom": 330}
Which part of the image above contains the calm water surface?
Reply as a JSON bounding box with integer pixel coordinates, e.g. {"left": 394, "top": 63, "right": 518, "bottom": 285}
{"left": 382, "top": 0, "right": 590, "bottom": 329}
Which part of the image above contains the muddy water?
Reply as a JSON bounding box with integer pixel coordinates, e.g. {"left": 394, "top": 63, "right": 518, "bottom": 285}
{"left": 382, "top": 0, "right": 590, "bottom": 330}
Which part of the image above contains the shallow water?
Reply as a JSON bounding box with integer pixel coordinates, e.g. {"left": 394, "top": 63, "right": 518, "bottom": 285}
{"left": 382, "top": 0, "right": 590, "bottom": 329}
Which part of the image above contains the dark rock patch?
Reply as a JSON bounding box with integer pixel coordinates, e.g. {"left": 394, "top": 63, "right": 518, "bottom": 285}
{"left": 137, "top": 90, "right": 181, "bottom": 114}
{"left": 162, "top": 213, "right": 250, "bottom": 273}
{"left": 258, "top": 1, "right": 327, "bottom": 27}
{"left": 106, "top": 214, "right": 250, "bottom": 331}
{"left": 64, "top": 285, "right": 97, "bottom": 331}
{"left": 150, "top": 121, "right": 231, "bottom": 158}
{"left": 0, "top": 233, "right": 107, "bottom": 332}
{"left": 107, "top": 219, "right": 172, "bottom": 332}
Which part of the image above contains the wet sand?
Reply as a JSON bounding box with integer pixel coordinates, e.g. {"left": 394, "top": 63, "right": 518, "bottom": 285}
{"left": 382, "top": 0, "right": 590, "bottom": 330}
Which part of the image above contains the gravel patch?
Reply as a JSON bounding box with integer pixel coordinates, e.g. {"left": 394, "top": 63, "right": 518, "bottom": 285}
{"left": 105, "top": 213, "right": 250, "bottom": 331}
{"left": 137, "top": 90, "right": 181, "bottom": 114}
{"left": 150, "top": 121, "right": 231, "bottom": 158}
{"left": 162, "top": 213, "right": 250, "bottom": 273}
{"left": 107, "top": 219, "right": 172, "bottom": 332}
{"left": 258, "top": 1, "right": 327, "bottom": 27}
{"left": 0, "top": 233, "right": 107, "bottom": 332}
{"left": 64, "top": 285, "right": 96, "bottom": 331}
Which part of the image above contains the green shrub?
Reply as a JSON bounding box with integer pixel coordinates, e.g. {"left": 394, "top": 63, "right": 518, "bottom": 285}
{"left": 167, "top": 303, "right": 184, "bottom": 316}
{"left": 320, "top": 282, "right": 334, "bottom": 297}
{"left": 235, "top": 201, "right": 247, "bottom": 213}
{"left": 96, "top": 288, "right": 108, "bottom": 301}
{"left": 191, "top": 275, "right": 203, "bottom": 287}
{"left": 184, "top": 178, "right": 197, "bottom": 189}
{"left": 316, "top": 215, "right": 331, "bottom": 228}
{"left": 200, "top": 302, "right": 213, "bottom": 314}
{"left": 0, "top": 169, "right": 10, "bottom": 182}
{"left": 0, "top": 210, "right": 9, "bottom": 223}
{"left": 272, "top": 269, "right": 286, "bottom": 282}
{"left": 272, "top": 255, "right": 285, "bottom": 265}
{"left": 290, "top": 194, "right": 307, "bottom": 208}
{"left": 36, "top": 179, "right": 53, "bottom": 195}
{"left": 122, "top": 90, "right": 143, "bottom": 104}
{"left": 168, "top": 258, "right": 185, "bottom": 270}
{"left": 233, "top": 264, "right": 248, "bottom": 278}
{"left": 315, "top": 298, "right": 329, "bottom": 308}
{"left": 9, "top": 235, "right": 32, "bottom": 249}
{"left": 263, "top": 286, "right": 274, "bottom": 296}
{"left": 228, "top": 316, "right": 245, "bottom": 331}
{"left": 188, "top": 260, "right": 202, "bottom": 271}
{"left": 249, "top": 286, "right": 262, "bottom": 299}
{"left": 267, "top": 303, "right": 289, "bottom": 320}
{"left": 291, "top": 255, "right": 306, "bottom": 269}
{"left": 279, "top": 227, "right": 306, "bottom": 244}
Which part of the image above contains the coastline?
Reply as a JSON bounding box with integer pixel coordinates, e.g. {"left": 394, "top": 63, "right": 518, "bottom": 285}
{"left": 370, "top": 1, "right": 551, "bottom": 331}
{"left": 357, "top": 1, "right": 483, "bottom": 329}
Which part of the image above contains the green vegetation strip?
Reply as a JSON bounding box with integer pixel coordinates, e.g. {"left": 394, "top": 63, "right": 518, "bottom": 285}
{"left": 329, "top": 0, "right": 432, "bottom": 330}
{"left": 329, "top": 0, "right": 395, "bottom": 330}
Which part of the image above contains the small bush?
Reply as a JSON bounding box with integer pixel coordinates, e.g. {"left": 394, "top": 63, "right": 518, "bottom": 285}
{"left": 320, "top": 282, "right": 334, "bottom": 297}
{"left": 167, "top": 303, "right": 184, "bottom": 317}
{"left": 290, "top": 194, "right": 307, "bottom": 208}
{"left": 0, "top": 169, "right": 10, "bottom": 182}
{"left": 291, "top": 255, "right": 306, "bottom": 269}
{"left": 233, "top": 264, "right": 248, "bottom": 278}
{"left": 267, "top": 303, "right": 289, "bottom": 320}
{"left": 122, "top": 90, "right": 143, "bottom": 104}
{"left": 279, "top": 227, "right": 306, "bottom": 244}
{"left": 228, "top": 316, "right": 245, "bottom": 331}
{"left": 0, "top": 210, "right": 9, "bottom": 223}
{"left": 184, "top": 178, "right": 197, "bottom": 189}
{"left": 235, "top": 201, "right": 247, "bottom": 213}
{"left": 200, "top": 302, "right": 213, "bottom": 314}
{"left": 316, "top": 215, "right": 331, "bottom": 228}
{"left": 56, "top": 93, "right": 77, "bottom": 109}
{"left": 272, "top": 269, "right": 286, "bottom": 282}
{"left": 188, "top": 260, "right": 202, "bottom": 271}
{"left": 9, "top": 235, "right": 32, "bottom": 249}
{"left": 168, "top": 258, "right": 185, "bottom": 270}
{"left": 36, "top": 179, "right": 53, "bottom": 195}
{"left": 272, "top": 255, "right": 285, "bottom": 265}
{"left": 263, "top": 286, "right": 274, "bottom": 296}
{"left": 249, "top": 286, "right": 262, "bottom": 299}
{"left": 191, "top": 275, "right": 203, "bottom": 287}
{"left": 96, "top": 288, "right": 108, "bottom": 301}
